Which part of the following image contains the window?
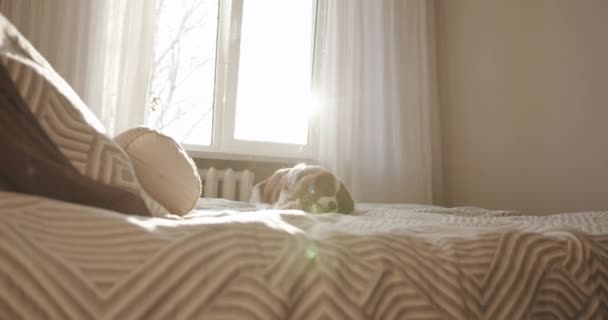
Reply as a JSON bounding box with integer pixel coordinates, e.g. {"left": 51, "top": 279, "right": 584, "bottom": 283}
{"left": 147, "top": 0, "right": 318, "bottom": 158}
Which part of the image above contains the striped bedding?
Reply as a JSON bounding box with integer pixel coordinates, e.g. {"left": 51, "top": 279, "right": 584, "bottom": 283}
{"left": 1, "top": 192, "right": 607, "bottom": 319}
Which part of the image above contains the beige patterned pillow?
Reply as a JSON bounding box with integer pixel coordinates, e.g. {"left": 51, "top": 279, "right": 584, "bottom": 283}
{"left": 0, "top": 14, "right": 168, "bottom": 217}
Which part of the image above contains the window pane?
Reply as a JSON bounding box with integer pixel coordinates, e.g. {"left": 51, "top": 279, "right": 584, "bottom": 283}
{"left": 234, "top": 0, "right": 314, "bottom": 145}
{"left": 146, "top": 0, "right": 218, "bottom": 146}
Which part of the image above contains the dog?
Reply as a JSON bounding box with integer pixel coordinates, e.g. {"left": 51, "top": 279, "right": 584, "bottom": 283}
{"left": 250, "top": 164, "right": 354, "bottom": 214}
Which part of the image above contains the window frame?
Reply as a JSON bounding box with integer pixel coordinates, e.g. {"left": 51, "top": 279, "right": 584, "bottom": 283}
{"left": 182, "top": 0, "right": 319, "bottom": 160}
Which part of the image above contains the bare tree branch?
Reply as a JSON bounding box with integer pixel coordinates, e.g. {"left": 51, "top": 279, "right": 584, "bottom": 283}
{"left": 147, "top": 0, "right": 216, "bottom": 142}
{"left": 182, "top": 107, "right": 213, "bottom": 141}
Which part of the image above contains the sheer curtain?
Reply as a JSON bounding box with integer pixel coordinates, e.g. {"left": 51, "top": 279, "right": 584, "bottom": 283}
{"left": 0, "top": 0, "right": 156, "bottom": 135}
{"left": 313, "top": 0, "right": 443, "bottom": 205}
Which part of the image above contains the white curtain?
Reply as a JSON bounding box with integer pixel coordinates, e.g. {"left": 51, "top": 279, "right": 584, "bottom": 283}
{"left": 313, "top": 0, "right": 443, "bottom": 205}
{"left": 0, "top": 0, "right": 156, "bottom": 135}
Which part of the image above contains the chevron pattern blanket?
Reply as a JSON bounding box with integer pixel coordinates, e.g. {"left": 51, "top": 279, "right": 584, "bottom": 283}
{"left": 1, "top": 193, "right": 607, "bottom": 319}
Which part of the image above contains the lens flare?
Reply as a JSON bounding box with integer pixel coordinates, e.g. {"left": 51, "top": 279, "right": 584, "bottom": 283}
{"left": 306, "top": 246, "right": 318, "bottom": 261}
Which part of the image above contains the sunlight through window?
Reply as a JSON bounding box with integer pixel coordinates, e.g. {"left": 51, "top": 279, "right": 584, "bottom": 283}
{"left": 234, "top": 0, "right": 314, "bottom": 145}
{"left": 148, "top": 0, "right": 316, "bottom": 155}
{"left": 147, "top": 0, "right": 218, "bottom": 146}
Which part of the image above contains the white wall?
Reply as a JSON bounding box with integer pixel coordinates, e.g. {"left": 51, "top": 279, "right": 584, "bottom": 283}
{"left": 436, "top": 0, "right": 608, "bottom": 214}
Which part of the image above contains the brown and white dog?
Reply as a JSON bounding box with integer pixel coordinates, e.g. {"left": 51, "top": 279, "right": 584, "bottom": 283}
{"left": 250, "top": 164, "right": 354, "bottom": 214}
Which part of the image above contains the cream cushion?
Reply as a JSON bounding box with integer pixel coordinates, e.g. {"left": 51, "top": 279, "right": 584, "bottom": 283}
{"left": 115, "top": 127, "right": 202, "bottom": 215}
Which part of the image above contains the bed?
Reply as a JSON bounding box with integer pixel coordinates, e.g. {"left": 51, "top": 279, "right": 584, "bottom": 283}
{"left": 0, "top": 12, "right": 607, "bottom": 320}
{"left": 1, "top": 193, "right": 607, "bottom": 319}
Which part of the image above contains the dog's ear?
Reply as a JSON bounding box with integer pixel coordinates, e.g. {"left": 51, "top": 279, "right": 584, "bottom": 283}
{"left": 250, "top": 179, "right": 267, "bottom": 204}
{"left": 261, "top": 169, "right": 292, "bottom": 204}
{"left": 336, "top": 182, "right": 354, "bottom": 214}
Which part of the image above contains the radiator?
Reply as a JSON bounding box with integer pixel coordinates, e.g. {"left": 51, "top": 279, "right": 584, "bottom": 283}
{"left": 198, "top": 167, "right": 255, "bottom": 202}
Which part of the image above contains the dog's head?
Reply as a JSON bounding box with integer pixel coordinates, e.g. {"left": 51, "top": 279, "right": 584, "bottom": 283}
{"left": 252, "top": 164, "right": 354, "bottom": 214}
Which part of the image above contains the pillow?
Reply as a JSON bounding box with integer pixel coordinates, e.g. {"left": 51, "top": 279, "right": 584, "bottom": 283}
{"left": 0, "top": 13, "right": 168, "bottom": 216}
{"left": 0, "top": 64, "right": 152, "bottom": 215}
{"left": 0, "top": 177, "right": 8, "bottom": 191}
{"left": 115, "top": 127, "right": 202, "bottom": 215}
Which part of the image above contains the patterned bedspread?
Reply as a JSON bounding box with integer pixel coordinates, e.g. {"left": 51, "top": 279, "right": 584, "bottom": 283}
{"left": 1, "top": 192, "right": 607, "bottom": 319}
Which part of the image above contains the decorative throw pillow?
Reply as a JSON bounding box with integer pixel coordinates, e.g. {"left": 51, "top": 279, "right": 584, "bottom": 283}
{"left": 0, "top": 63, "right": 152, "bottom": 215}
{"left": 115, "top": 127, "right": 202, "bottom": 215}
{"left": 0, "top": 13, "right": 169, "bottom": 217}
